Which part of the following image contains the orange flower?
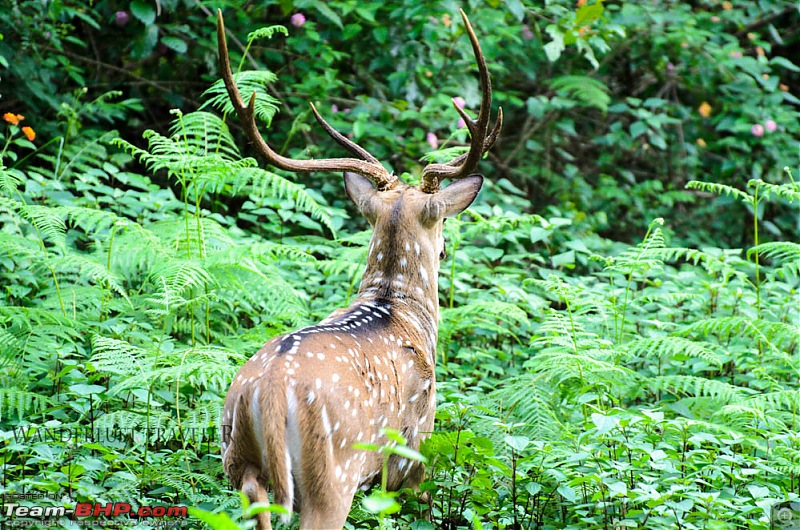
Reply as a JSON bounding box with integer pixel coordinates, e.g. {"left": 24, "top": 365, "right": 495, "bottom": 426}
{"left": 698, "top": 101, "right": 712, "bottom": 118}
{"left": 21, "top": 126, "right": 36, "bottom": 141}
{"left": 697, "top": 138, "right": 707, "bottom": 147}
{"left": 3, "top": 112, "right": 24, "bottom": 125}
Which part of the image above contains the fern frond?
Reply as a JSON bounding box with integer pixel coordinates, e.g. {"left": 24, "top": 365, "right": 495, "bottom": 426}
{"left": 440, "top": 301, "right": 529, "bottom": 343}
{"left": 749, "top": 241, "right": 800, "bottom": 276}
{"left": 240, "top": 167, "right": 335, "bottom": 235}
{"left": 686, "top": 180, "right": 752, "bottom": 203}
{"left": 748, "top": 179, "right": 800, "bottom": 203}
{"left": 640, "top": 375, "right": 754, "bottom": 402}
{"left": 550, "top": 75, "right": 611, "bottom": 112}
{"left": 202, "top": 71, "right": 280, "bottom": 125}
{"left": 625, "top": 336, "right": 723, "bottom": 367}
{"left": 483, "top": 375, "right": 565, "bottom": 440}
{"left": 17, "top": 204, "right": 67, "bottom": 248}
{"left": 0, "top": 388, "right": 51, "bottom": 421}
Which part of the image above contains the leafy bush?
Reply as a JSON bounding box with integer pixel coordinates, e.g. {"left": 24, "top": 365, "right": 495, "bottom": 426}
{"left": 0, "top": 1, "right": 798, "bottom": 529}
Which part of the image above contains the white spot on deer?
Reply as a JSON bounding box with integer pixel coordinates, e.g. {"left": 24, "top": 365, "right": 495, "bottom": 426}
{"left": 315, "top": 378, "right": 322, "bottom": 390}
{"left": 333, "top": 421, "right": 340, "bottom": 432}
{"left": 335, "top": 465, "right": 342, "bottom": 478}
{"left": 422, "top": 379, "right": 431, "bottom": 391}
{"left": 340, "top": 438, "right": 347, "bottom": 449}
{"left": 332, "top": 373, "right": 340, "bottom": 383}
{"left": 389, "top": 334, "right": 395, "bottom": 342}
{"left": 377, "top": 252, "right": 383, "bottom": 261}
{"left": 419, "top": 414, "right": 428, "bottom": 425}
{"left": 344, "top": 400, "right": 350, "bottom": 410}
{"left": 317, "top": 352, "right": 325, "bottom": 360}
{"left": 412, "top": 426, "right": 419, "bottom": 438}
{"left": 420, "top": 266, "right": 429, "bottom": 285}
{"left": 285, "top": 387, "right": 301, "bottom": 511}
{"left": 410, "top": 393, "right": 419, "bottom": 403}
{"left": 287, "top": 368, "right": 295, "bottom": 375}
{"left": 405, "top": 242, "right": 411, "bottom": 252}
{"left": 400, "top": 257, "right": 407, "bottom": 267}
{"left": 307, "top": 391, "right": 315, "bottom": 405}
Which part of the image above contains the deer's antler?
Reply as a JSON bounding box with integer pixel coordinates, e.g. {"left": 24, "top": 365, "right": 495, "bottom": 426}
{"left": 419, "top": 9, "right": 503, "bottom": 193}
{"left": 216, "top": 10, "right": 398, "bottom": 191}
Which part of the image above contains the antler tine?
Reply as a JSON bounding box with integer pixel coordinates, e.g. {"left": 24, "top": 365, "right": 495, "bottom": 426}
{"left": 216, "top": 10, "right": 398, "bottom": 190}
{"left": 419, "top": 9, "right": 502, "bottom": 194}
{"left": 308, "top": 103, "right": 381, "bottom": 165}
{"left": 442, "top": 107, "right": 503, "bottom": 168}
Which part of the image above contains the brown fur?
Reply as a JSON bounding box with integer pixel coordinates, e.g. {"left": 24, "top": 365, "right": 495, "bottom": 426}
{"left": 220, "top": 177, "right": 483, "bottom": 529}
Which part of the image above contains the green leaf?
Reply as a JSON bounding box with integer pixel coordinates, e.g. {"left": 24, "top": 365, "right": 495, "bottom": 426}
{"left": 544, "top": 27, "right": 565, "bottom": 63}
{"left": 575, "top": 1, "right": 604, "bottom": 27}
{"left": 315, "top": 3, "right": 343, "bottom": 29}
{"left": 558, "top": 484, "right": 577, "bottom": 503}
{"left": 161, "top": 36, "right": 187, "bottom": 54}
{"left": 187, "top": 507, "right": 241, "bottom": 530}
{"left": 69, "top": 384, "right": 106, "bottom": 396}
{"left": 630, "top": 121, "right": 648, "bottom": 139}
{"left": 507, "top": 0, "right": 526, "bottom": 21}
{"left": 130, "top": 0, "right": 156, "bottom": 25}
{"left": 591, "top": 412, "right": 620, "bottom": 435}
{"left": 362, "top": 491, "right": 400, "bottom": 514}
{"left": 505, "top": 435, "right": 530, "bottom": 452}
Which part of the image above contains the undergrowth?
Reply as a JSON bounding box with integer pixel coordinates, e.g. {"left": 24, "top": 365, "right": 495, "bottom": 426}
{"left": 1, "top": 25, "right": 798, "bottom": 530}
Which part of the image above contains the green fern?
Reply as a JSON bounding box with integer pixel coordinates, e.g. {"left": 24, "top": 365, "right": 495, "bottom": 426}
{"left": 550, "top": 75, "right": 611, "bottom": 112}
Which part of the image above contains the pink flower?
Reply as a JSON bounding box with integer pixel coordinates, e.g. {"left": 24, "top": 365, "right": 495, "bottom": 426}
{"left": 331, "top": 104, "right": 339, "bottom": 113}
{"left": 457, "top": 117, "right": 466, "bottom": 129}
{"left": 115, "top": 11, "right": 130, "bottom": 27}
{"left": 453, "top": 96, "right": 466, "bottom": 109}
{"left": 751, "top": 124, "right": 764, "bottom": 137}
{"left": 729, "top": 50, "right": 743, "bottom": 58}
{"left": 765, "top": 119, "right": 777, "bottom": 132}
{"left": 291, "top": 13, "right": 306, "bottom": 28}
{"left": 428, "top": 16, "right": 439, "bottom": 25}
{"left": 426, "top": 132, "right": 438, "bottom": 150}
{"left": 521, "top": 24, "right": 534, "bottom": 41}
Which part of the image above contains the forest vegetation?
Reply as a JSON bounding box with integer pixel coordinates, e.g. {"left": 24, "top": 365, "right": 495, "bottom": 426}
{"left": 1, "top": 0, "right": 799, "bottom": 528}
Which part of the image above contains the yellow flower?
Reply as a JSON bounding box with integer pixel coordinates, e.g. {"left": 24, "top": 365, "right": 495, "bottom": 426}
{"left": 698, "top": 101, "right": 712, "bottom": 118}
{"left": 21, "top": 126, "right": 36, "bottom": 142}
{"left": 3, "top": 112, "right": 24, "bottom": 125}
{"left": 722, "top": 1, "right": 733, "bottom": 10}
{"left": 696, "top": 138, "right": 707, "bottom": 147}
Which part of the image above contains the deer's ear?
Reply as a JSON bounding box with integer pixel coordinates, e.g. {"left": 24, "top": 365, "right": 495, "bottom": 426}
{"left": 422, "top": 174, "right": 483, "bottom": 224}
{"left": 344, "top": 172, "right": 381, "bottom": 223}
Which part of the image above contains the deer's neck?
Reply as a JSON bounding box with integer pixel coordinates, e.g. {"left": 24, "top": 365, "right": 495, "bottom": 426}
{"left": 353, "top": 234, "right": 440, "bottom": 359}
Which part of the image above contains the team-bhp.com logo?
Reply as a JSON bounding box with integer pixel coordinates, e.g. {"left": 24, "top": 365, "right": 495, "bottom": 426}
{"left": 4, "top": 501, "right": 187, "bottom": 526}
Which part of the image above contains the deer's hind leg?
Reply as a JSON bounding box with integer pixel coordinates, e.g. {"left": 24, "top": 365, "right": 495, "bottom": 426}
{"left": 241, "top": 467, "right": 273, "bottom": 530}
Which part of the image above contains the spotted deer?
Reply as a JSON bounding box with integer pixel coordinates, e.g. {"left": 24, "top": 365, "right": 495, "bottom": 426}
{"left": 217, "top": 9, "right": 502, "bottom": 530}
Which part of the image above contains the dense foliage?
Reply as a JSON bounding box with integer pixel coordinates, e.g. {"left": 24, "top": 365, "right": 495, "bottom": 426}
{"left": 1, "top": 1, "right": 798, "bottom": 529}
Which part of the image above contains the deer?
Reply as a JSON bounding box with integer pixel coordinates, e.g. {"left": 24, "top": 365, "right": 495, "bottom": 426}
{"left": 217, "top": 8, "right": 502, "bottom": 530}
